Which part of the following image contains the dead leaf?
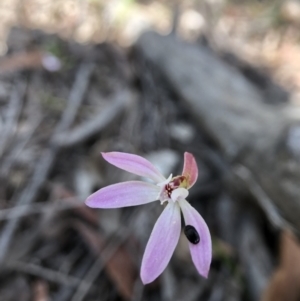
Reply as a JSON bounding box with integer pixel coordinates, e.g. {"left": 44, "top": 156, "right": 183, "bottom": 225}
{"left": 0, "top": 50, "right": 61, "bottom": 75}
{"left": 51, "top": 183, "right": 99, "bottom": 226}
{"left": 74, "top": 220, "right": 105, "bottom": 254}
{"left": 32, "top": 280, "right": 49, "bottom": 301}
{"left": 105, "top": 244, "right": 137, "bottom": 300}
{"left": 0, "top": 50, "right": 43, "bottom": 74}
{"left": 74, "top": 221, "right": 137, "bottom": 300}
{"left": 261, "top": 230, "right": 300, "bottom": 301}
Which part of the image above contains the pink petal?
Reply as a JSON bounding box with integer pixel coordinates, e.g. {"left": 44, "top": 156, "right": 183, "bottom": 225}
{"left": 179, "top": 199, "right": 212, "bottom": 278}
{"left": 182, "top": 152, "right": 198, "bottom": 188}
{"left": 141, "top": 202, "right": 181, "bottom": 284}
{"left": 85, "top": 181, "right": 160, "bottom": 208}
{"left": 102, "top": 152, "right": 165, "bottom": 183}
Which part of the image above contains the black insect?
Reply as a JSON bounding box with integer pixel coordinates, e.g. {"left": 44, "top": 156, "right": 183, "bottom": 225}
{"left": 184, "top": 225, "right": 200, "bottom": 244}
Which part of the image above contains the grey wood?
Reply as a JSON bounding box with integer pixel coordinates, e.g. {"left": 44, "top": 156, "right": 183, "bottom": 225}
{"left": 136, "top": 31, "right": 300, "bottom": 233}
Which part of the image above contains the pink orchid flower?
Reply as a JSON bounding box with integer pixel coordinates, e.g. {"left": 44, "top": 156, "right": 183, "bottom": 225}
{"left": 85, "top": 151, "right": 212, "bottom": 284}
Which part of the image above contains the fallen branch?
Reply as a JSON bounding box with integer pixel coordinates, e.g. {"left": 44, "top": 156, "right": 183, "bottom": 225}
{"left": 136, "top": 31, "right": 300, "bottom": 233}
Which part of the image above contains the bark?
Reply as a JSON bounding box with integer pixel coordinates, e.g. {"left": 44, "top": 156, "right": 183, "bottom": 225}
{"left": 136, "top": 31, "right": 300, "bottom": 233}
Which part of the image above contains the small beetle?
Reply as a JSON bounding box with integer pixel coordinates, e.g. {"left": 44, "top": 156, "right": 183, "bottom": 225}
{"left": 184, "top": 225, "right": 200, "bottom": 244}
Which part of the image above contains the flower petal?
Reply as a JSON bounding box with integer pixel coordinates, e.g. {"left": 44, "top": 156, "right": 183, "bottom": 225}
{"left": 141, "top": 202, "right": 181, "bottom": 284}
{"left": 157, "top": 173, "right": 172, "bottom": 187}
{"left": 171, "top": 188, "right": 189, "bottom": 202}
{"left": 182, "top": 152, "right": 198, "bottom": 188}
{"left": 179, "top": 199, "right": 212, "bottom": 278}
{"left": 102, "top": 152, "right": 166, "bottom": 183}
{"left": 85, "top": 181, "right": 160, "bottom": 208}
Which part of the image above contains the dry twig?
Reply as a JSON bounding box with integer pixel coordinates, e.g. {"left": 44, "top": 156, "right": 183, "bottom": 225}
{"left": 54, "top": 90, "right": 130, "bottom": 148}
{"left": 233, "top": 164, "right": 293, "bottom": 232}
{"left": 0, "top": 80, "right": 26, "bottom": 157}
{"left": 5, "top": 260, "right": 94, "bottom": 288}
{"left": 0, "top": 197, "right": 83, "bottom": 221}
{"left": 0, "top": 62, "right": 94, "bottom": 263}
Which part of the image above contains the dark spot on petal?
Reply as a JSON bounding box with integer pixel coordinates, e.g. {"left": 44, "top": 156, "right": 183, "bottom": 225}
{"left": 184, "top": 225, "right": 200, "bottom": 244}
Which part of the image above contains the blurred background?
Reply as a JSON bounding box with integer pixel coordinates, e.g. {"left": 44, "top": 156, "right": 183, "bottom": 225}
{"left": 1, "top": 0, "right": 300, "bottom": 300}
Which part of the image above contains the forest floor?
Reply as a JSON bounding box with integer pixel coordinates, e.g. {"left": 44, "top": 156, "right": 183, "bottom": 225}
{"left": 0, "top": 1, "right": 300, "bottom": 301}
